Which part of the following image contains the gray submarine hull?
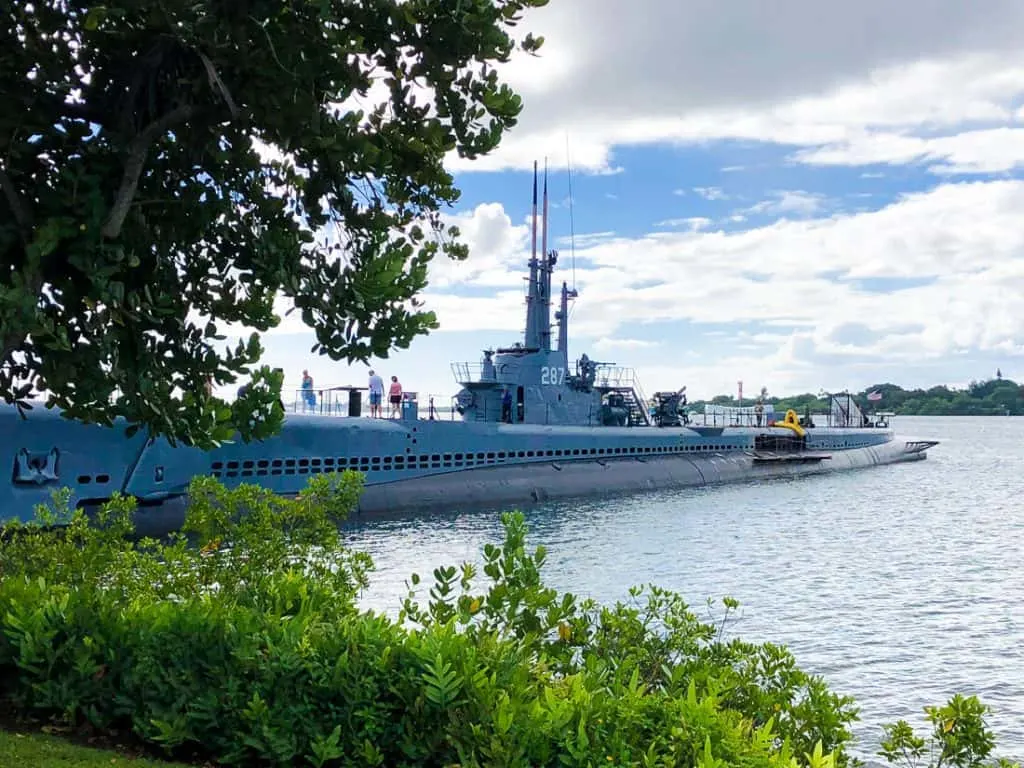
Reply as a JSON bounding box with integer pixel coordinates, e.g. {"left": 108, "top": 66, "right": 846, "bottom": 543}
{"left": 7, "top": 170, "right": 937, "bottom": 538}
{"left": 125, "top": 435, "right": 931, "bottom": 537}
{"left": 356, "top": 435, "right": 929, "bottom": 516}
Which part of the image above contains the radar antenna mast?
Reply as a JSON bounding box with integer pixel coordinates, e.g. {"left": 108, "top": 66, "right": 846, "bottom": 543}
{"left": 565, "top": 133, "right": 577, "bottom": 292}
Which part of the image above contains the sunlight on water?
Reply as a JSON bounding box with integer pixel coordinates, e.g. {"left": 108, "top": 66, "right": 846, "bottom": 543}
{"left": 342, "top": 417, "right": 1024, "bottom": 763}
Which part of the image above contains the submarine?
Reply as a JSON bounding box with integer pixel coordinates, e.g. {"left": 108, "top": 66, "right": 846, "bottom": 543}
{"left": 0, "top": 166, "right": 938, "bottom": 536}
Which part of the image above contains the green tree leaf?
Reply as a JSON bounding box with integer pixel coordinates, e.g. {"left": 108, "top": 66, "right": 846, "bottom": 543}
{"left": 0, "top": 0, "right": 549, "bottom": 448}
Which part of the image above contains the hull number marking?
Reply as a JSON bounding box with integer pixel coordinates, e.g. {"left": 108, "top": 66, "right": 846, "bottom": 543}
{"left": 541, "top": 366, "right": 566, "bottom": 386}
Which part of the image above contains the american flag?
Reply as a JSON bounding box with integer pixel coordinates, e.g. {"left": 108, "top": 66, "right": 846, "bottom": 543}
{"left": 867, "top": 390, "right": 882, "bottom": 401}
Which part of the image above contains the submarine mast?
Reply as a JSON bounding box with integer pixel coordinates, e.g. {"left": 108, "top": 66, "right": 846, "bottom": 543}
{"left": 539, "top": 160, "right": 553, "bottom": 352}
{"left": 524, "top": 162, "right": 542, "bottom": 350}
{"left": 522, "top": 160, "right": 575, "bottom": 366}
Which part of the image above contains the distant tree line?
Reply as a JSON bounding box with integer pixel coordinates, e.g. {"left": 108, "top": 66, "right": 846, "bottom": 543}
{"left": 692, "top": 377, "right": 1023, "bottom": 416}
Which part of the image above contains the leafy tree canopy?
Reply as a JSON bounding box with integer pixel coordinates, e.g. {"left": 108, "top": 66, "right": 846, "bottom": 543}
{"left": 0, "top": 0, "right": 546, "bottom": 447}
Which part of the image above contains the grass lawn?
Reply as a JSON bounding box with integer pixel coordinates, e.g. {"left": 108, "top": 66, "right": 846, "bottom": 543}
{"left": 0, "top": 728, "right": 197, "bottom": 766}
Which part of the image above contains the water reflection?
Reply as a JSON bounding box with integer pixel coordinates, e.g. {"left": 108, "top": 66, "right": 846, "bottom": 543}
{"left": 343, "top": 417, "right": 1024, "bottom": 762}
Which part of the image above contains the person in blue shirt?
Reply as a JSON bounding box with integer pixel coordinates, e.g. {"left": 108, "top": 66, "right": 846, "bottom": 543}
{"left": 501, "top": 386, "right": 513, "bottom": 423}
{"left": 301, "top": 369, "right": 316, "bottom": 411}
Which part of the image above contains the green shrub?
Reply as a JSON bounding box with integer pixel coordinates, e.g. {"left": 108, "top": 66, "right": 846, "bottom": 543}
{"left": 878, "top": 694, "right": 1020, "bottom": 768}
{"left": 0, "top": 476, "right": 1017, "bottom": 768}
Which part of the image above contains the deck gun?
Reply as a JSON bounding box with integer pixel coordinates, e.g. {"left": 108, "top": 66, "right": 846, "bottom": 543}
{"left": 571, "top": 354, "right": 615, "bottom": 391}
{"left": 652, "top": 388, "right": 690, "bottom": 427}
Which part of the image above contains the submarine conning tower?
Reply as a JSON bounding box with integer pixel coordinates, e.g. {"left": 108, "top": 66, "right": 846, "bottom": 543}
{"left": 450, "top": 161, "right": 652, "bottom": 428}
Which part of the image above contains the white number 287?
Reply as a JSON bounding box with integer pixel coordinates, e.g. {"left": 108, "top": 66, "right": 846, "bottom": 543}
{"left": 540, "top": 366, "right": 565, "bottom": 386}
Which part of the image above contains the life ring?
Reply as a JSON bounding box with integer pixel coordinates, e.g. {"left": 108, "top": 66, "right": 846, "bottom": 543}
{"left": 774, "top": 408, "right": 806, "bottom": 438}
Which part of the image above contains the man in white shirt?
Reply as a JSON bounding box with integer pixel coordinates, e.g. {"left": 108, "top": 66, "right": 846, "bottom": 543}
{"left": 367, "top": 369, "right": 384, "bottom": 418}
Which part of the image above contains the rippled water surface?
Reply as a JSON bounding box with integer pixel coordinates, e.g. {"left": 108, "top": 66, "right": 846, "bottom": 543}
{"left": 343, "top": 417, "right": 1024, "bottom": 761}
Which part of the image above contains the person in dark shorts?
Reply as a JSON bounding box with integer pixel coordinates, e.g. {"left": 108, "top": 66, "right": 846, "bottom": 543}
{"left": 389, "top": 375, "right": 403, "bottom": 418}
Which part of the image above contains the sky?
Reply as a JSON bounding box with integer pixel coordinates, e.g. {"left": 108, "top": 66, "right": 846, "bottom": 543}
{"left": 228, "top": 0, "right": 1024, "bottom": 405}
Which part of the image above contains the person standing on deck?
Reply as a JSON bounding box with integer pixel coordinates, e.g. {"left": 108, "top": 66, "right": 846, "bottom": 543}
{"left": 389, "top": 375, "right": 403, "bottom": 419}
{"left": 301, "top": 369, "right": 316, "bottom": 412}
{"left": 368, "top": 369, "right": 384, "bottom": 418}
{"left": 501, "top": 386, "right": 513, "bottom": 423}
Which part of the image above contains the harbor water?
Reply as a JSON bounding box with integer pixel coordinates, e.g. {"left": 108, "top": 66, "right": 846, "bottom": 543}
{"left": 344, "top": 416, "right": 1024, "bottom": 763}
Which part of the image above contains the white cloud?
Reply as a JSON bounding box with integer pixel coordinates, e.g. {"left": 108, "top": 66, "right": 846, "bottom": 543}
{"left": 229, "top": 178, "right": 1024, "bottom": 398}
{"left": 243, "top": 7, "right": 1024, "bottom": 189}
{"left": 556, "top": 230, "right": 616, "bottom": 248}
{"left": 656, "top": 217, "right": 711, "bottom": 231}
{"left": 743, "top": 190, "right": 827, "bottom": 218}
{"left": 793, "top": 126, "right": 1024, "bottom": 174}
{"left": 403, "top": 179, "right": 1024, "bottom": 395}
{"left": 417, "top": 292, "right": 526, "bottom": 334}
{"left": 592, "top": 338, "right": 660, "bottom": 352}
{"left": 191, "top": 200, "right": 531, "bottom": 342}
{"left": 439, "top": 1, "right": 1024, "bottom": 175}
{"left": 208, "top": 3, "right": 1024, "bottom": 399}
{"left": 694, "top": 186, "right": 729, "bottom": 201}
{"left": 426, "top": 203, "right": 530, "bottom": 290}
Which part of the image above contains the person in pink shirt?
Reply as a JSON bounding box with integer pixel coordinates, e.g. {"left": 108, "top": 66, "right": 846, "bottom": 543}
{"left": 388, "top": 375, "right": 403, "bottom": 418}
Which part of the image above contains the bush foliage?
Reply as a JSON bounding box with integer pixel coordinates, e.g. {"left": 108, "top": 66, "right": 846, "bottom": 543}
{"left": 0, "top": 476, "right": 1017, "bottom": 767}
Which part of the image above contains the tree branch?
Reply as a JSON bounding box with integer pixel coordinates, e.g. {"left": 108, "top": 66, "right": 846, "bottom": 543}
{"left": 17, "top": 89, "right": 108, "bottom": 129}
{"left": 0, "top": 164, "right": 32, "bottom": 237}
{"left": 58, "top": 100, "right": 107, "bottom": 126}
{"left": 0, "top": 264, "right": 42, "bottom": 380}
{"left": 0, "top": 164, "right": 40, "bottom": 371}
{"left": 101, "top": 104, "right": 198, "bottom": 240}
